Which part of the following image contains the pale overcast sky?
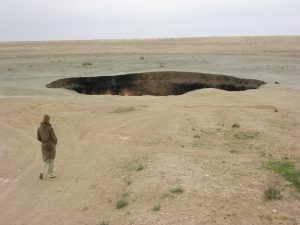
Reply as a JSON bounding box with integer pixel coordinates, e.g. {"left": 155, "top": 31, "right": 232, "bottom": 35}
{"left": 0, "top": 0, "right": 299, "bottom": 41}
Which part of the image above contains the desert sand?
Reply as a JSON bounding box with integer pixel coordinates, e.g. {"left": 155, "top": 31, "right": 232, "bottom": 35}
{"left": 0, "top": 36, "right": 300, "bottom": 225}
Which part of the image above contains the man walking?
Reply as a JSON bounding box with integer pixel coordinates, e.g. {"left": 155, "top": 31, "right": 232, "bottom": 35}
{"left": 37, "top": 114, "right": 57, "bottom": 179}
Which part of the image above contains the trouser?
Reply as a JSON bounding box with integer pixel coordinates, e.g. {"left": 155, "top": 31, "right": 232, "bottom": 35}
{"left": 41, "top": 159, "right": 54, "bottom": 175}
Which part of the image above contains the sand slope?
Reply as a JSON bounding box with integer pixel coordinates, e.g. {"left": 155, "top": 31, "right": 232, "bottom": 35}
{"left": 0, "top": 36, "right": 300, "bottom": 225}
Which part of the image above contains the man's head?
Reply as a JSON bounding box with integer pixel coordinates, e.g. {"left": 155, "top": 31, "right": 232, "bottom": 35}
{"left": 42, "top": 114, "right": 50, "bottom": 124}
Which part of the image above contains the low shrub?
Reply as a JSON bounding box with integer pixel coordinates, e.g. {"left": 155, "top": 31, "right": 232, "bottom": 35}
{"left": 116, "top": 199, "right": 128, "bottom": 209}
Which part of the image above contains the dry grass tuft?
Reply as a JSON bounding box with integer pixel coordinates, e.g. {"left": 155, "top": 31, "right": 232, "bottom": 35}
{"left": 110, "top": 106, "right": 136, "bottom": 113}
{"left": 152, "top": 204, "right": 161, "bottom": 211}
{"left": 170, "top": 186, "right": 184, "bottom": 193}
{"left": 82, "top": 61, "right": 93, "bottom": 66}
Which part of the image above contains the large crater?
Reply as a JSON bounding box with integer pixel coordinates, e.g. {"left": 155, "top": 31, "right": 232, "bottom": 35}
{"left": 46, "top": 71, "right": 265, "bottom": 96}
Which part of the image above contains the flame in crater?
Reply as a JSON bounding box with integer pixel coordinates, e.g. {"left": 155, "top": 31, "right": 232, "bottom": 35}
{"left": 104, "top": 89, "right": 113, "bottom": 95}
{"left": 120, "top": 88, "right": 130, "bottom": 96}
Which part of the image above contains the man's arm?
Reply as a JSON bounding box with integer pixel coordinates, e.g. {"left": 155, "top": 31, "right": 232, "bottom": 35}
{"left": 50, "top": 128, "right": 57, "bottom": 145}
{"left": 37, "top": 128, "right": 41, "bottom": 142}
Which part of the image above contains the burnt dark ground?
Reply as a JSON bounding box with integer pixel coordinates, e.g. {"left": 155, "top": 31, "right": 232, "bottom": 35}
{"left": 46, "top": 71, "right": 266, "bottom": 96}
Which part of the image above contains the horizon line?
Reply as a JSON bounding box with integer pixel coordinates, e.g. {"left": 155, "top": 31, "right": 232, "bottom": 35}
{"left": 1, "top": 35, "right": 299, "bottom": 44}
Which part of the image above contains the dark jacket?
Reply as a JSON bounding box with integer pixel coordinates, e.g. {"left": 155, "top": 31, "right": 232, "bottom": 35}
{"left": 37, "top": 122, "right": 57, "bottom": 161}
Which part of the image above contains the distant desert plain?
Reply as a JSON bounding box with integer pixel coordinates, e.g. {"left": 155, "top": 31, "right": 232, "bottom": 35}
{"left": 0, "top": 36, "right": 300, "bottom": 225}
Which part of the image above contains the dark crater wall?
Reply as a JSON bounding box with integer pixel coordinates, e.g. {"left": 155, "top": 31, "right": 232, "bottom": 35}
{"left": 46, "top": 71, "right": 266, "bottom": 96}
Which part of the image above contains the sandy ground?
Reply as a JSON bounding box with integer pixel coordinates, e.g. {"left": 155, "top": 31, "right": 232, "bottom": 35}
{"left": 0, "top": 36, "right": 300, "bottom": 225}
